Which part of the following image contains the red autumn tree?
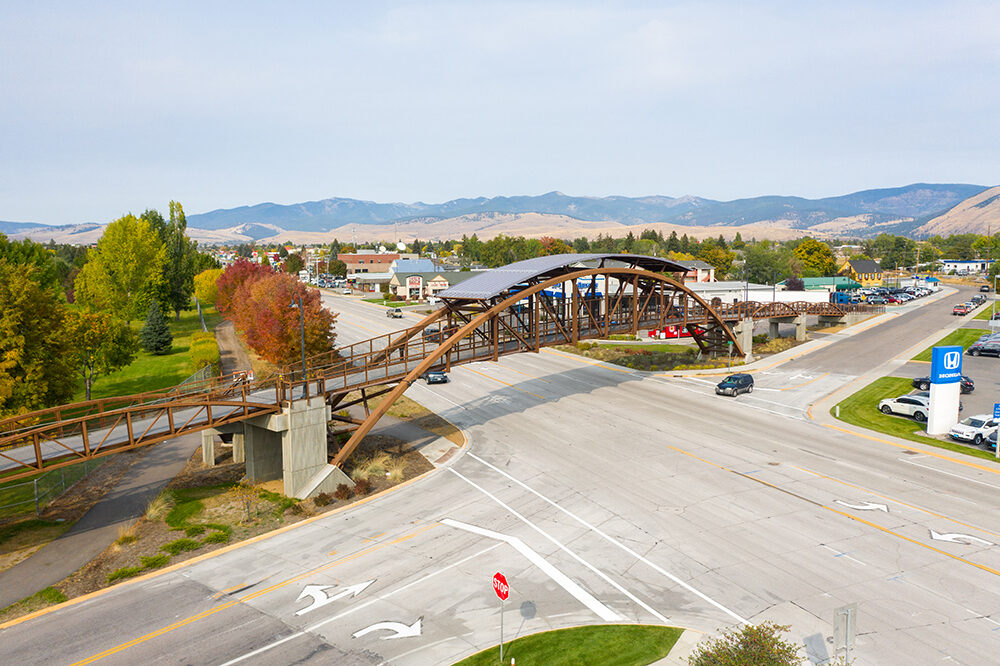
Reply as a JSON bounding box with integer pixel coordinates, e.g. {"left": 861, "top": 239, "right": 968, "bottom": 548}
{"left": 215, "top": 259, "right": 271, "bottom": 316}
{"left": 539, "top": 236, "right": 572, "bottom": 256}
{"left": 230, "top": 271, "right": 336, "bottom": 365}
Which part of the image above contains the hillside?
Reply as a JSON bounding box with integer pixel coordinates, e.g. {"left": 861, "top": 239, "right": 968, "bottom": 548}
{"left": 913, "top": 186, "right": 1000, "bottom": 237}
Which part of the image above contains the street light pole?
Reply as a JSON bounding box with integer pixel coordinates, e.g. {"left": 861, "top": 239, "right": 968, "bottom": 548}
{"left": 291, "top": 296, "right": 306, "bottom": 380}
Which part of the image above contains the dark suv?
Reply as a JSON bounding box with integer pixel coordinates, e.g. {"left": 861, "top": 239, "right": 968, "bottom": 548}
{"left": 911, "top": 375, "right": 975, "bottom": 393}
{"left": 968, "top": 340, "right": 1000, "bottom": 357}
{"left": 716, "top": 373, "right": 754, "bottom": 396}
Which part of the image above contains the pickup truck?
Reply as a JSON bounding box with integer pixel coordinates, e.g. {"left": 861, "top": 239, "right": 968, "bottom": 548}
{"left": 386, "top": 308, "right": 403, "bottom": 318}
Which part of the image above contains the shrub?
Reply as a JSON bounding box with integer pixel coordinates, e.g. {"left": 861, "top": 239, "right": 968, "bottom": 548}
{"left": 353, "top": 478, "right": 371, "bottom": 495}
{"left": 333, "top": 483, "right": 352, "bottom": 501}
{"left": 752, "top": 333, "right": 770, "bottom": 345}
{"left": 203, "top": 531, "right": 230, "bottom": 544}
{"left": 185, "top": 525, "right": 206, "bottom": 537}
{"left": 189, "top": 334, "right": 221, "bottom": 374}
{"left": 145, "top": 492, "right": 175, "bottom": 521}
{"left": 351, "top": 451, "right": 391, "bottom": 480}
{"left": 386, "top": 458, "right": 406, "bottom": 482}
{"left": 689, "top": 622, "right": 801, "bottom": 666}
{"left": 165, "top": 497, "right": 204, "bottom": 529}
{"left": 107, "top": 566, "right": 144, "bottom": 583}
{"left": 204, "top": 523, "right": 232, "bottom": 536}
{"left": 161, "top": 538, "right": 202, "bottom": 555}
{"left": 287, "top": 502, "right": 306, "bottom": 515}
{"left": 115, "top": 522, "right": 139, "bottom": 545}
{"left": 140, "top": 554, "right": 170, "bottom": 570}
{"left": 314, "top": 492, "right": 333, "bottom": 507}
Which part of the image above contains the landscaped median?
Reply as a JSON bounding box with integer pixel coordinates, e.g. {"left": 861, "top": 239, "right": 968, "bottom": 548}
{"left": 831, "top": 376, "right": 1000, "bottom": 461}
{"left": 911, "top": 328, "right": 983, "bottom": 362}
{"left": 452, "top": 624, "right": 683, "bottom": 666}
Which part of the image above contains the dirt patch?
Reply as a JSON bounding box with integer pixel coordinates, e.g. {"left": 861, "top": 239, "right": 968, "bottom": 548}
{"left": 340, "top": 392, "right": 465, "bottom": 447}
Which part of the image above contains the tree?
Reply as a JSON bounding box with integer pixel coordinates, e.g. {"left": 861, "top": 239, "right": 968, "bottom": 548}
{"left": 328, "top": 259, "right": 347, "bottom": 277}
{"left": 139, "top": 300, "right": 173, "bottom": 355}
{"left": 229, "top": 272, "right": 337, "bottom": 364}
{"left": 283, "top": 253, "right": 305, "bottom": 274}
{"left": 162, "top": 201, "right": 198, "bottom": 319}
{"left": 65, "top": 311, "right": 139, "bottom": 401}
{"left": 689, "top": 622, "right": 801, "bottom": 666}
{"left": 539, "top": 236, "right": 572, "bottom": 255}
{"left": 793, "top": 237, "right": 837, "bottom": 276}
{"left": 215, "top": 259, "right": 272, "bottom": 315}
{"left": 0, "top": 234, "right": 64, "bottom": 295}
{"left": 0, "top": 261, "right": 77, "bottom": 415}
{"left": 785, "top": 276, "right": 805, "bottom": 291}
{"left": 193, "top": 268, "right": 223, "bottom": 306}
{"left": 73, "top": 214, "right": 168, "bottom": 321}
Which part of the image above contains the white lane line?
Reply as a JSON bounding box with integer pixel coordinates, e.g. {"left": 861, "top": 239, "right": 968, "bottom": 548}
{"left": 663, "top": 381, "right": 805, "bottom": 421}
{"left": 409, "top": 382, "right": 468, "bottom": 410}
{"left": 682, "top": 377, "right": 779, "bottom": 392}
{"left": 447, "top": 469, "right": 666, "bottom": 622}
{"left": 217, "top": 543, "right": 502, "bottom": 665}
{"left": 465, "top": 452, "right": 748, "bottom": 624}
{"left": 442, "top": 518, "right": 620, "bottom": 622}
{"left": 898, "top": 458, "right": 1000, "bottom": 492}
{"left": 820, "top": 544, "right": 866, "bottom": 566}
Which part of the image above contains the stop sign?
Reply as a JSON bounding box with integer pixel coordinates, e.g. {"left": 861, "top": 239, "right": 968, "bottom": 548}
{"left": 492, "top": 572, "right": 509, "bottom": 601}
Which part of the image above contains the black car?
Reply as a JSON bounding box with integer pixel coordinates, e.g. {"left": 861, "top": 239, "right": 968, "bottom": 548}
{"left": 716, "top": 373, "right": 754, "bottom": 396}
{"left": 967, "top": 340, "right": 1000, "bottom": 357}
{"left": 421, "top": 370, "right": 449, "bottom": 384}
{"left": 911, "top": 375, "right": 974, "bottom": 393}
{"left": 981, "top": 285, "right": 991, "bottom": 292}
{"left": 987, "top": 430, "right": 998, "bottom": 451}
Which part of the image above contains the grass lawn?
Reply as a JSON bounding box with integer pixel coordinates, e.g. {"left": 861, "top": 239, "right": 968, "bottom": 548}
{"left": 76, "top": 306, "right": 222, "bottom": 400}
{"left": 362, "top": 298, "right": 408, "bottom": 307}
{"left": 595, "top": 343, "right": 693, "bottom": 353}
{"left": 453, "top": 625, "right": 683, "bottom": 666}
{"left": 911, "top": 328, "right": 983, "bottom": 362}
{"left": 832, "top": 376, "right": 1000, "bottom": 462}
{"left": 0, "top": 459, "right": 105, "bottom": 520}
{"left": 974, "top": 302, "right": 1000, "bottom": 320}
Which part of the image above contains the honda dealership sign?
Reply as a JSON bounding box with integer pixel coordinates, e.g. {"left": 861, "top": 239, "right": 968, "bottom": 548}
{"left": 927, "top": 345, "right": 963, "bottom": 435}
{"left": 930, "top": 346, "right": 963, "bottom": 384}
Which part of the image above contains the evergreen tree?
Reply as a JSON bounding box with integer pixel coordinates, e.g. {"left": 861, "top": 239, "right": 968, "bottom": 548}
{"left": 139, "top": 300, "right": 173, "bottom": 355}
{"left": 666, "top": 231, "right": 680, "bottom": 252}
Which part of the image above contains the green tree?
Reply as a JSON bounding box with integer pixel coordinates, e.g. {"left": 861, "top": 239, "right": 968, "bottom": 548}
{"left": 0, "top": 261, "right": 76, "bottom": 415}
{"left": 689, "top": 622, "right": 801, "bottom": 666}
{"left": 161, "top": 201, "right": 197, "bottom": 320}
{"left": 74, "top": 214, "right": 168, "bottom": 321}
{"left": 698, "top": 240, "right": 736, "bottom": 278}
{"left": 0, "top": 234, "right": 64, "bottom": 294}
{"left": 283, "top": 253, "right": 305, "bottom": 274}
{"left": 793, "top": 237, "right": 837, "bottom": 276}
{"left": 193, "top": 268, "right": 223, "bottom": 306}
{"left": 139, "top": 300, "right": 173, "bottom": 355}
{"left": 328, "top": 259, "right": 347, "bottom": 277}
{"left": 65, "top": 311, "right": 139, "bottom": 401}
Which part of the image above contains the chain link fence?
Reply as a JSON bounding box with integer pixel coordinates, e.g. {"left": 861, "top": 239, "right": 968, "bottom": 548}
{"left": 0, "top": 460, "right": 101, "bottom": 520}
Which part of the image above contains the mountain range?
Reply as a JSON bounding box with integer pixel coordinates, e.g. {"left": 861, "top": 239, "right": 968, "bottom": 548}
{"left": 3, "top": 183, "right": 995, "bottom": 245}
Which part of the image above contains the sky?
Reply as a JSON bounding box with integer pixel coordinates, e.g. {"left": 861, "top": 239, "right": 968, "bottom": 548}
{"left": 2, "top": 1, "right": 998, "bottom": 225}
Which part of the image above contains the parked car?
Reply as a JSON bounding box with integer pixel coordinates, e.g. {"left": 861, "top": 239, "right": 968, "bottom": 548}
{"left": 386, "top": 308, "right": 403, "bottom": 318}
{"left": 715, "top": 373, "right": 754, "bottom": 396}
{"left": 953, "top": 304, "right": 970, "bottom": 315}
{"left": 948, "top": 414, "right": 1000, "bottom": 445}
{"left": 340, "top": 288, "right": 352, "bottom": 295}
{"left": 421, "top": 370, "right": 449, "bottom": 384}
{"left": 908, "top": 391, "right": 963, "bottom": 411}
{"left": 967, "top": 340, "right": 1000, "bottom": 357}
{"left": 981, "top": 285, "right": 991, "bottom": 292}
{"left": 986, "top": 430, "right": 998, "bottom": 451}
{"left": 868, "top": 296, "right": 887, "bottom": 305}
{"left": 878, "top": 395, "right": 929, "bottom": 422}
{"left": 911, "top": 375, "right": 974, "bottom": 393}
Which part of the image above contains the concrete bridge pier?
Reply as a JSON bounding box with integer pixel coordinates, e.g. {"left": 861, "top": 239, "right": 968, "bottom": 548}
{"left": 202, "top": 397, "right": 352, "bottom": 499}
{"left": 818, "top": 312, "right": 868, "bottom": 328}
{"left": 730, "top": 317, "right": 755, "bottom": 363}
{"left": 767, "top": 315, "right": 807, "bottom": 341}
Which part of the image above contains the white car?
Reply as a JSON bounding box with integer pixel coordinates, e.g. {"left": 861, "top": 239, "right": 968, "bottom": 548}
{"left": 878, "top": 395, "right": 929, "bottom": 422}
{"left": 340, "top": 288, "right": 352, "bottom": 295}
{"left": 948, "top": 414, "right": 1000, "bottom": 445}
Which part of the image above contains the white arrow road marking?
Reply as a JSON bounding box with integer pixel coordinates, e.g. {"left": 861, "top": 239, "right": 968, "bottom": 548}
{"left": 295, "top": 580, "right": 375, "bottom": 615}
{"left": 442, "top": 518, "right": 620, "bottom": 622}
{"left": 930, "top": 530, "right": 994, "bottom": 547}
{"left": 835, "top": 500, "right": 889, "bottom": 512}
{"left": 352, "top": 618, "right": 422, "bottom": 640}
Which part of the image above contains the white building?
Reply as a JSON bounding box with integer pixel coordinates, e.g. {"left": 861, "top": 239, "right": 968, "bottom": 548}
{"left": 941, "top": 259, "right": 994, "bottom": 274}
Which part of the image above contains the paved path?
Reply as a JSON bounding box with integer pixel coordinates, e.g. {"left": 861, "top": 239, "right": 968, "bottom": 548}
{"left": 0, "top": 433, "right": 200, "bottom": 608}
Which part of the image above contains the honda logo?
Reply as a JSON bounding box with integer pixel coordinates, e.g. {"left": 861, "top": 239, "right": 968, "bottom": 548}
{"left": 943, "top": 351, "right": 961, "bottom": 370}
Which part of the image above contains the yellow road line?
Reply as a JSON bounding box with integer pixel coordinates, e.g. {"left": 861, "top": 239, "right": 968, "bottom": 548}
{"left": 791, "top": 464, "right": 1000, "bottom": 541}
{"left": 462, "top": 366, "right": 546, "bottom": 400}
{"left": 363, "top": 531, "right": 386, "bottom": 543}
{"left": 69, "top": 523, "right": 440, "bottom": 665}
{"left": 779, "top": 372, "right": 830, "bottom": 391}
{"left": 667, "top": 445, "right": 1000, "bottom": 578}
{"left": 494, "top": 364, "right": 552, "bottom": 383}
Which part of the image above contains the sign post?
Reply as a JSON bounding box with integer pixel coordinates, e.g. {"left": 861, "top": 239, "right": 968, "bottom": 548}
{"left": 927, "top": 346, "right": 963, "bottom": 436}
{"left": 493, "top": 572, "right": 509, "bottom": 663}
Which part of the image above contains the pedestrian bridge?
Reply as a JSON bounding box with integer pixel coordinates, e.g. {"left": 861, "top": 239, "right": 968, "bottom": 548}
{"left": 0, "top": 254, "right": 879, "bottom": 497}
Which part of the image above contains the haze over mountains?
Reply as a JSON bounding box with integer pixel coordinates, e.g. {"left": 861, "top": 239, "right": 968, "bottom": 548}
{"left": 3, "top": 183, "right": 994, "bottom": 245}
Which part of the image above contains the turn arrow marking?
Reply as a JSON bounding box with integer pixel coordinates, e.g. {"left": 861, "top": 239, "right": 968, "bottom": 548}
{"left": 929, "top": 530, "right": 994, "bottom": 547}
{"left": 834, "top": 500, "right": 889, "bottom": 513}
{"left": 352, "top": 618, "right": 422, "bottom": 640}
{"left": 295, "top": 580, "right": 375, "bottom": 616}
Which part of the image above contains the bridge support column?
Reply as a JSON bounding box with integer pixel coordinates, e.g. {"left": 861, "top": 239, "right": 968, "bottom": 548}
{"left": 794, "top": 315, "right": 806, "bottom": 341}
{"left": 244, "top": 423, "right": 283, "bottom": 483}
{"left": 731, "top": 317, "right": 755, "bottom": 362}
{"left": 201, "top": 431, "right": 216, "bottom": 468}
{"left": 281, "top": 396, "right": 341, "bottom": 498}
{"left": 232, "top": 432, "right": 245, "bottom": 464}
{"left": 768, "top": 320, "right": 780, "bottom": 339}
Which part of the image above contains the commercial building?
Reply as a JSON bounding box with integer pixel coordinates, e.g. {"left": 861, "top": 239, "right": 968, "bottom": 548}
{"left": 388, "top": 271, "right": 475, "bottom": 300}
{"left": 941, "top": 259, "right": 994, "bottom": 274}
{"left": 839, "top": 258, "right": 883, "bottom": 287}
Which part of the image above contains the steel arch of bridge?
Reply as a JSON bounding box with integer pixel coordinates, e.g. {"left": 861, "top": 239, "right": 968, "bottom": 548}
{"left": 327, "top": 266, "right": 742, "bottom": 467}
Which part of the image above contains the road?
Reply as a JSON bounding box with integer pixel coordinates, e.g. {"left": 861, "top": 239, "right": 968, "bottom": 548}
{"left": 4, "top": 288, "right": 1000, "bottom": 665}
